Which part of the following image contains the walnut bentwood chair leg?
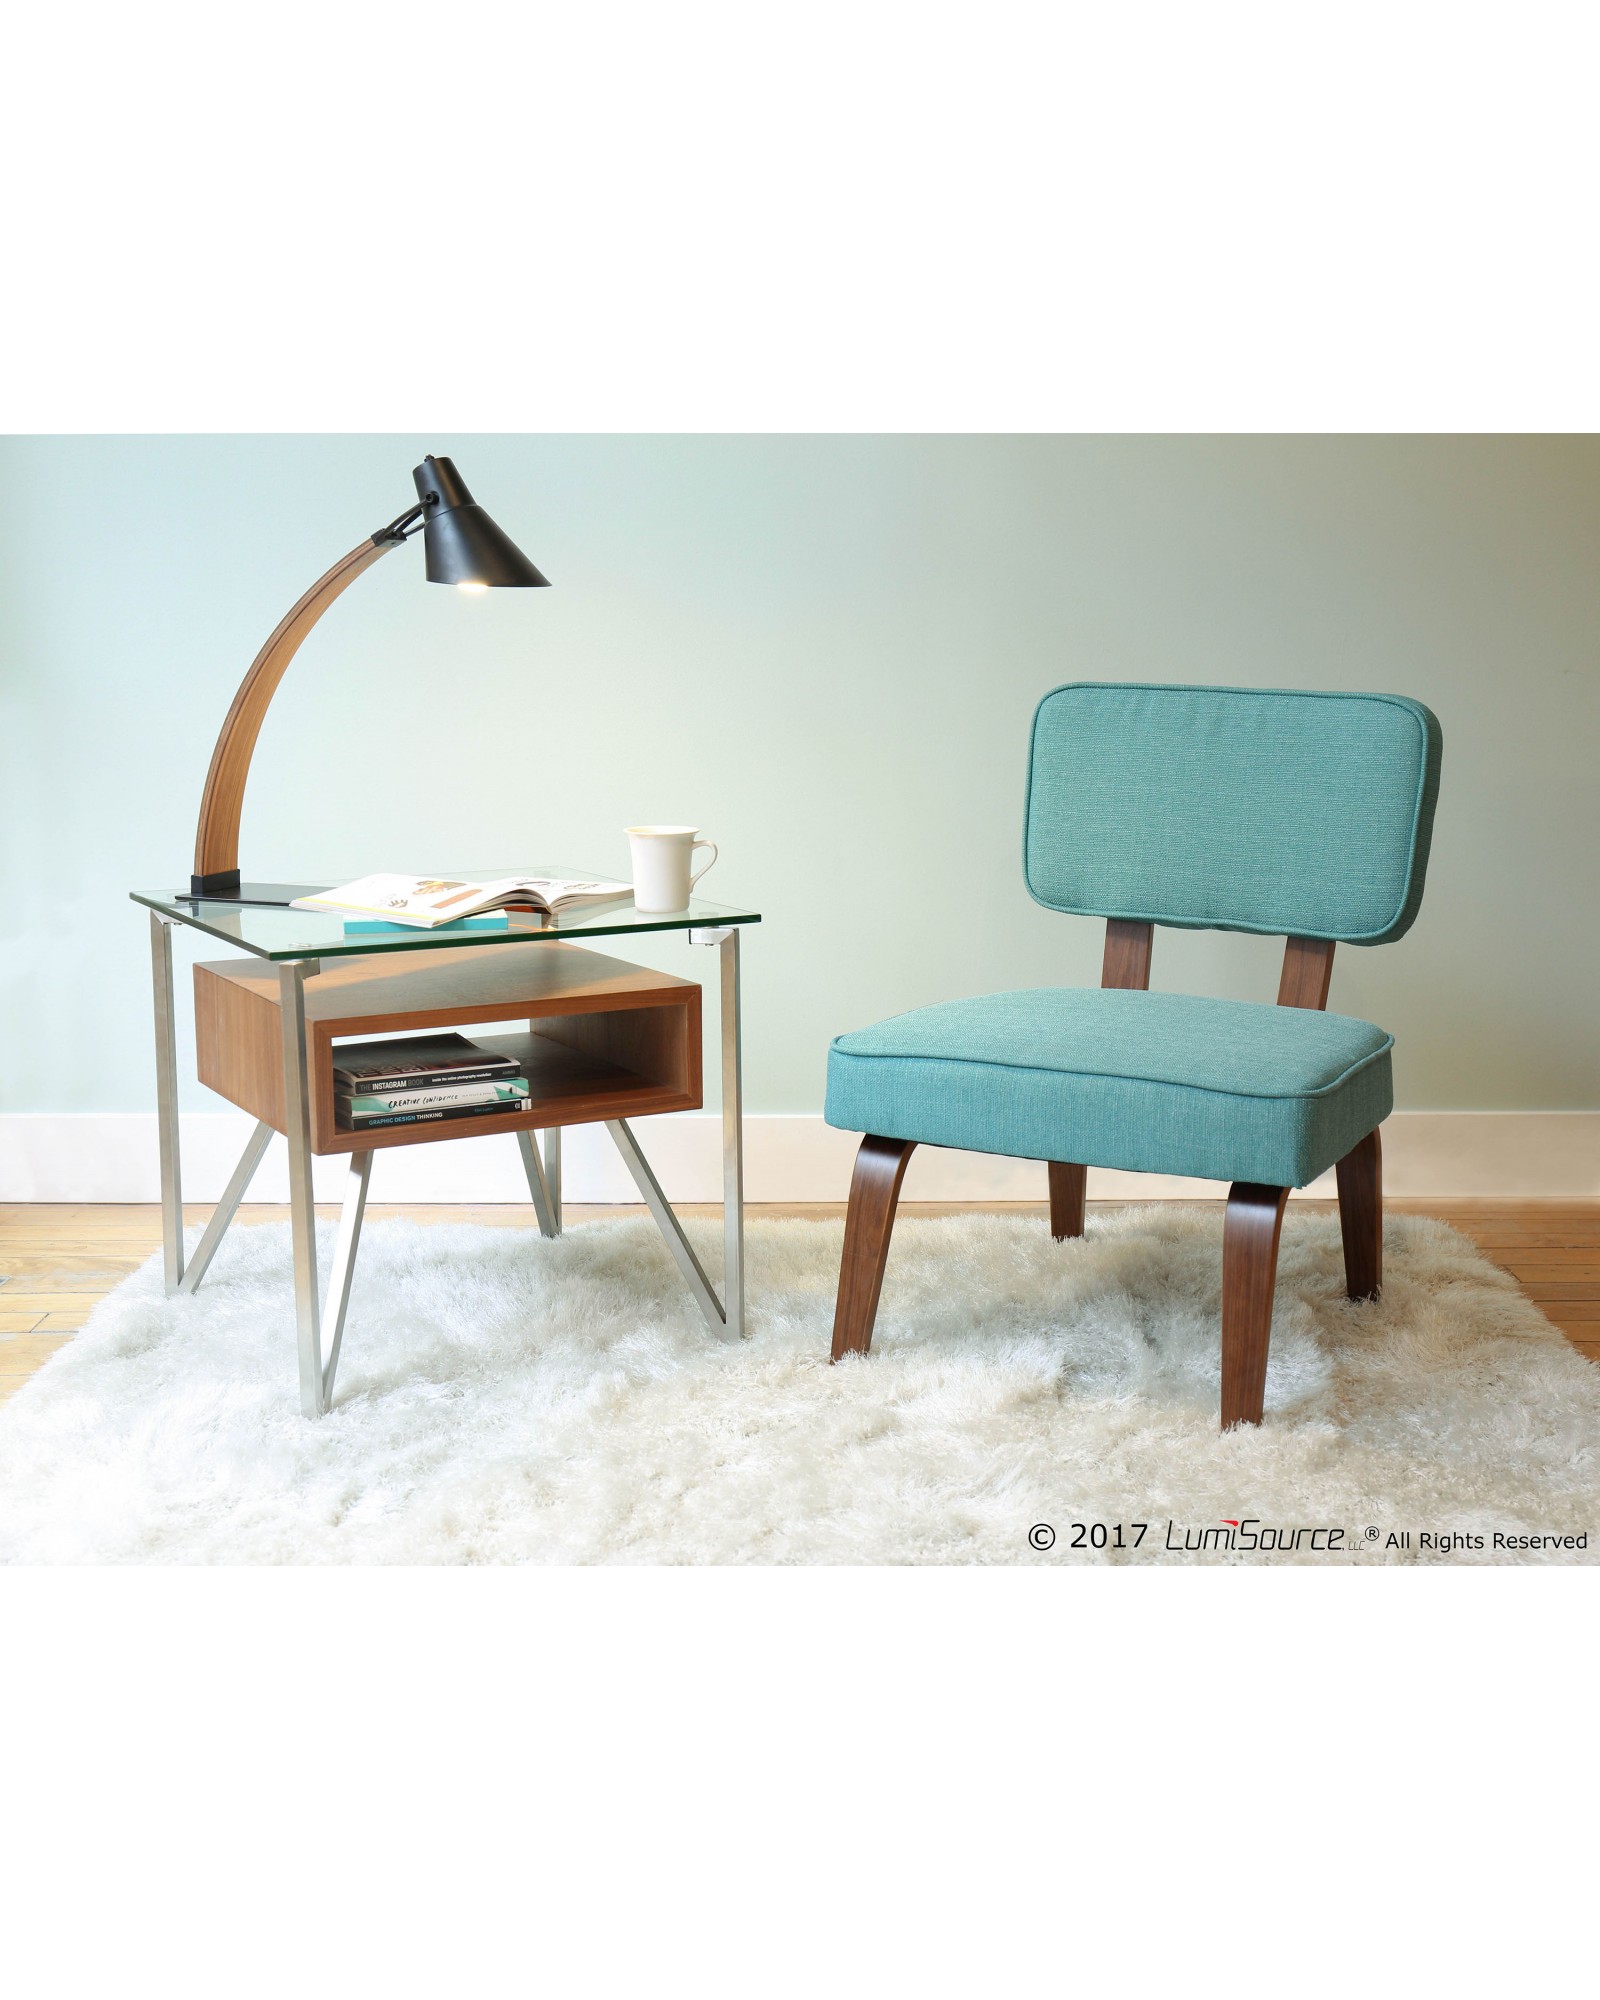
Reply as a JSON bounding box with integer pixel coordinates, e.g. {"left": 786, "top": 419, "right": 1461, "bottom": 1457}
{"left": 830, "top": 1136, "right": 917, "bottom": 1361}
{"left": 1047, "top": 1161, "right": 1087, "bottom": 1240}
{"left": 1336, "top": 1126, "right": 1383, "bottom": 1301}
{"left": 1216, "top": 1125, "right": 1383, "bottom": 1429}
{"left": 1219, "top": 1182, "right": 1291, "bottom": 1429}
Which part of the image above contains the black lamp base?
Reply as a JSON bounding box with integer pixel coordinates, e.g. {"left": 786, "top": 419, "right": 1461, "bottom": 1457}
{"left": 181, "top": 875, "right": 323, "bottom": 910}
{"left": 190, "top": 868, "right": 240, "bottom": 897}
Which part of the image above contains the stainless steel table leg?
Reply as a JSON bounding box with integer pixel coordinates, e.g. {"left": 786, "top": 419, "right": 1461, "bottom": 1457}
{"left": 606, "top": 1118, "right": 726, "bottom": 1335}
{"left": 720, "top": 928, "right": 746, "bottom": 1340}
{"left": 179, "top": 1119, "right": 273, "bottom": 1296}
{"left": 525, "top": 1014, "right": 564, "bottom": 1237}
{"left": 149, "top": 910, "right": 185, "bottom": 1294}
{"left": 320, "top": 1150, "right": 372, "bottom": 1407}
{"left": 278, "top": 958, "right": 325, "bottom": 1417}
{"left": 517, "top": 1129, "right": 559, "bottom": 1238}
{"left": 544, "top": 1128, "right": 562, "bottom": 1234}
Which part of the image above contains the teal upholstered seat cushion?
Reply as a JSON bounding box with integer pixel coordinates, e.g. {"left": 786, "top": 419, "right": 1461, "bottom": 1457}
{"left": 824, "top": 988, "right": 1393, "bottom": 1188}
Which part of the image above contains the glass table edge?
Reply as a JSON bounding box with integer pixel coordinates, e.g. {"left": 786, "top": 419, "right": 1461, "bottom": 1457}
{"left": 129, "top": 890, "right": 761, "bottom": 961}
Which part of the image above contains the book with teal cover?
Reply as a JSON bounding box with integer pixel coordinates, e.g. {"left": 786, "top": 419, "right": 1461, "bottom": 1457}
{"left": 343, "top": 915, "right": 514, "bottom": 935}
{"left": 341, "top": 1078, "right": 531, "bottom": 1119}
{"left": 335, "top": 1097, "right": 530, "bottom": 1132}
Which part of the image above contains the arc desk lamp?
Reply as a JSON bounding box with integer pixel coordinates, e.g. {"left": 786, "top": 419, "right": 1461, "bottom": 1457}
{"left": 183, "top": 453, "right": 549, "bottom": 908}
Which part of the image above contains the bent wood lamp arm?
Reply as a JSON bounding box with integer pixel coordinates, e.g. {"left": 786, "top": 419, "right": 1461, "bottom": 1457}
{"left": 187, "top": 454, "right": 548, "bottom": 906}
{"left": 189, "top": 531, "right": 404, "bottom": 898}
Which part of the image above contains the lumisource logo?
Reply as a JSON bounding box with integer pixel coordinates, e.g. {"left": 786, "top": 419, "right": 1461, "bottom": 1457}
{"left": 1166, "top": 1519, "right": 1346, "bottom": 1552}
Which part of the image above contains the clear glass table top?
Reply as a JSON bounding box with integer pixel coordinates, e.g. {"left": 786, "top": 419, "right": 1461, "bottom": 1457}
{"left": 132, "top": 866, "right": 761, "bottom": 962}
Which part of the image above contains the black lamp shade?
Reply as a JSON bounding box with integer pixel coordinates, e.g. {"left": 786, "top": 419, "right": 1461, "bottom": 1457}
{"left": 413, "top": 454, "right": 550, "bottom": 588}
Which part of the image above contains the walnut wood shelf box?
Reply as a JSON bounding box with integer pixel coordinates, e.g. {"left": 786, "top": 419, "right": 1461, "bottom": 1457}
{"left": 194, "top": 943, "right": 703, "bottom": 1154}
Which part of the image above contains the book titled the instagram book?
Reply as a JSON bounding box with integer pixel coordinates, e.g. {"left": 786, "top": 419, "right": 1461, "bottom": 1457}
{"left": 291, "top": 872, "right": 633, "bottom": 928}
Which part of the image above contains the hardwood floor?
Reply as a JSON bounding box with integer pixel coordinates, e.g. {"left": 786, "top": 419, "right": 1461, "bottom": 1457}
{"left": 1, "top": 1199, "right": 1596, "bottom": 1404}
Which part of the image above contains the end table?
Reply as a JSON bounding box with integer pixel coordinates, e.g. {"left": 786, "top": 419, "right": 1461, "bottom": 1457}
{"left": 131, "top": 874, "right": 760, "bottom": 1416}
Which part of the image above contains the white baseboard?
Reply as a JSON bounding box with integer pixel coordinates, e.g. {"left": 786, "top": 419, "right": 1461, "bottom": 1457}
{"left": 0, "top": 1111, "right": 1594, "bottom": 1203}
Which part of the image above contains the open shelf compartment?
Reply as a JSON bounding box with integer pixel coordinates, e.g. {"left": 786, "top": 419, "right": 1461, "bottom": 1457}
{"left": 194, "top": 941, "right": 703, "bottom": 1154}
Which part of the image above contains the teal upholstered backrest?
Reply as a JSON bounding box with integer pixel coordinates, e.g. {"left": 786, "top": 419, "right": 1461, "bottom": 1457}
{"left": 1024, "top": 683, "right": 1443, "bottom": 944}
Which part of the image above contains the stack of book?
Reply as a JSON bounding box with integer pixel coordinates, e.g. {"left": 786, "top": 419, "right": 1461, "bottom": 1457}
{"left": 334, "top": 1032, "right": 531, "bottom": 1132}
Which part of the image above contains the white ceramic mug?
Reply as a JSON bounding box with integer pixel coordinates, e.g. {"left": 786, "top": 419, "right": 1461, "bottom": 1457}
{"left": 627, "top": 825, "right": 718, "bottom": 912}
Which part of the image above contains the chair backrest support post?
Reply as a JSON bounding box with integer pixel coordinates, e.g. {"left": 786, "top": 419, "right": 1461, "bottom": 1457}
{"left": 1101, "top": 919, "right": 1153, "bottom": 991}
{"left": 1277, "top": 935, "right": 1337, "bottom": 1011}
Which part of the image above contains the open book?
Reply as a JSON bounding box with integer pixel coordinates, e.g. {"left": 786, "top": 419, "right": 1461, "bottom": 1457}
{"left": 291, "top": 873, "right": 633, "bottom": 929}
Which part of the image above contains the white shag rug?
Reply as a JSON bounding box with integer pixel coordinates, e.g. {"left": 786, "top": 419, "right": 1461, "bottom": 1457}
{"left": 1, "top": 1209, "right": 1595, "bottom": 1564}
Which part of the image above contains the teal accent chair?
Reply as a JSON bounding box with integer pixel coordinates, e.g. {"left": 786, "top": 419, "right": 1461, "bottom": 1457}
{"left": 823, "top": 682, "right": 1444, "bottom": 1428}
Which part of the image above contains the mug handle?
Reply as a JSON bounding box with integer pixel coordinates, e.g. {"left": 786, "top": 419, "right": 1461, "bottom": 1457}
{"left": 688, "top": 839, "right": 718, "bottom": 892}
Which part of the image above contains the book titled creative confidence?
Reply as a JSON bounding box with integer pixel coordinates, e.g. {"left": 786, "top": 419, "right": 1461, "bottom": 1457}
{"left": 339, "top": 1079, "right": 531, "bottom": 1129}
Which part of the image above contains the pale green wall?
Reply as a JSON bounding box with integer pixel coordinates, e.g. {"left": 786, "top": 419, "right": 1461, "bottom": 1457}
{"left": 2, "top": 434, "right": 1596, "bottom": 1116}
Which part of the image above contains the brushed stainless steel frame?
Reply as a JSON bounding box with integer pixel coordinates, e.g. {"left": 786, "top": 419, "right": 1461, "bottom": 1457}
{"left": 278, "top": 958, "right": 325, "bottom": 1416}
{"left": 178, "top": 1119, "right": 273, "bottom": 1296}
{"left": 517, "top": 1128, "right": 559, "bottom": 1238}
{"left": 544, "top": 1128, "right": 562, "bottom": 1230}
{"left": 320, "top": 1151, "right": 372, "bottom": 1407}
{"left": 605, "top": 923, "right": 747, "bottom": 1340}
{"left": 150, "top": 910, "right": 185, "bottom": 1293}
{"left": 719, "top": 927, "right": 746, "bottom": 1340}
{"left": 166, "top": 1099, "right": 370, "bottom": 1403}
{"left": 605, "top": 1118, "right": 726, "bottom": 1334}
